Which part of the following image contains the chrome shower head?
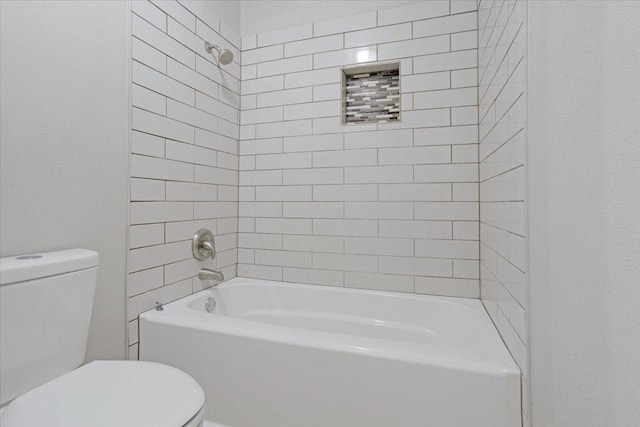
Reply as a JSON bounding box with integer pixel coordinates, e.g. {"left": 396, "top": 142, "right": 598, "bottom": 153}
{"left": 205, "top": 41, "right": 234, "bottom": 65}
{"left": 218, "top": 48, "right": 234, "bottom": 65}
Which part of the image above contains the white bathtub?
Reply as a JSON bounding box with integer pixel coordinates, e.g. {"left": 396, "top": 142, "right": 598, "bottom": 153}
{"left": 139, "top": 277, "right": 520, "bottom": 427}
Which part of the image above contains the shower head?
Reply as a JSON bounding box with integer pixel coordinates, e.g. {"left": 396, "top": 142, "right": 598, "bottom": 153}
{"left": 205, "top": 41, "right": 234, "bottom": 65}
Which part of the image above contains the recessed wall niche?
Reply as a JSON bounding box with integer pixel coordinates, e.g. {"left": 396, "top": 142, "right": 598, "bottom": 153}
{"left": 342, "top": 62, "right": 400, "bottom": 125}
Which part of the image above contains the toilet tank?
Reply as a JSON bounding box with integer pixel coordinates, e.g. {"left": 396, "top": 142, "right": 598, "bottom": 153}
{"left": 0, "top": 249, "right": 99, "bottom": 405}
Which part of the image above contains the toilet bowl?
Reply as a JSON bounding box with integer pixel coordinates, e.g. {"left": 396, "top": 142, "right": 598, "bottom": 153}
{"left": 0, "top": 361, "right": 205, "bottom": 427}
{"left": 0, "top": 249, "right": 205, "bottom": 427}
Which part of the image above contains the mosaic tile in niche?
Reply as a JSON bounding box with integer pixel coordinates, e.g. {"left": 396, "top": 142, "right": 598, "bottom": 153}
{"left": 344, "top": 68, "right": 400, "bottom": 124}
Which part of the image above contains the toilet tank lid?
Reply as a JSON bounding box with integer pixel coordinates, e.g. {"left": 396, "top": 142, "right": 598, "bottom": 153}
{"left": 0, "top": 249, "right": 99, "bottom": 286}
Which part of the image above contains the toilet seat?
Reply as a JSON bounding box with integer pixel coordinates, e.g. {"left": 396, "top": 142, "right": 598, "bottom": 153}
{"left": 0, "top": 360, "right": 205, "bottom": 427}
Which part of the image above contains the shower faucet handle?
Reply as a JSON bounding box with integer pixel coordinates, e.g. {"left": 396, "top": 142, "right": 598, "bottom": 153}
{"left": 192, "top": 228, "right": 216, "bottom": 260}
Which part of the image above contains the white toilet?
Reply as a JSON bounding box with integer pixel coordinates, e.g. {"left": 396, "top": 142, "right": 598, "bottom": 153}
{"left": 0, "top": 249, "right": 205, "bottom": 427}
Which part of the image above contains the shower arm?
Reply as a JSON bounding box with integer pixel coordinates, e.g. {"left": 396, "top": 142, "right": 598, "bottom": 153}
{"left": 205, "top": 41, "right": 220, "bottom": 54}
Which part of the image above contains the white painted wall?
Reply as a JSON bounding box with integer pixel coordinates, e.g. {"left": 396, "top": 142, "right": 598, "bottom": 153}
{"left": 527, "top": 2, "right": 640, "bottom": 426}
{"left": 0, "top": 1, "right": 130, "bottom": 361}
{"left": 240, "top": 0, "right": 421, "bottom": 35}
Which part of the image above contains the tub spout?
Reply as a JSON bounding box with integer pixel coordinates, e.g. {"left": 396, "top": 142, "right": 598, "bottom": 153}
{"left": 199, "top": 268, "right": 224, "bottom": 282}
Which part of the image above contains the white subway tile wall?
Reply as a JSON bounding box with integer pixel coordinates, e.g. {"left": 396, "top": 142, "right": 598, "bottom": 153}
{"left": 128, "top": 0, "right": 240, "bottom": 358}
{"left": 239, "top": 2, "right": 479, "bottom": 298}
{"left": 128, "top": 3, "right": 535, "bottom": 400}
{"left": 477, "top": 0, "right": 528, "bottom": 425}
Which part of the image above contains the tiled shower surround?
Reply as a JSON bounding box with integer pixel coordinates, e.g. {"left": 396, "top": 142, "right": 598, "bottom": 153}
{"left": 238, "top": 1, "right": 480, "bottom": 296}
{"left": 477, "top": 0, "right": 529, "bottom": 424}
{"left": 124, "top": 0, "right": 529, "bottom": 421}
{"left": 127, "top": 0, "right": 240, "bottom": 358}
